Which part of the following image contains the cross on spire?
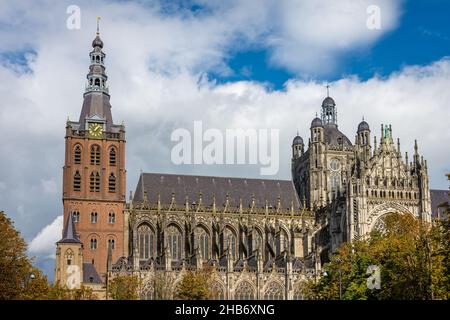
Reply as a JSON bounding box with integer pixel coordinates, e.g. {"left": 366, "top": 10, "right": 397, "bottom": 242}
{"left": 96, "top": 16, "right": 101, "bottom": 35}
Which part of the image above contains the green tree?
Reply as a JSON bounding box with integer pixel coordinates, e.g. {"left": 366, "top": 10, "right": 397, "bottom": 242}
{"left": 174, "top": 268, "right": 212, "bottom": 300}
{"left": 305, "top": 212, "right": 449, "bottom": 300}
{"left": 0, "top": 211, "right": 50, "bottom": 299}
{"left": 153, "top": 272, "right": 175, "bottom": 300}
{"left": 0, "top": 210, "right": 99, "bottom": 300}
{"left": 108, "top": 275, "right": 140, "bottom": 300}
{"left": 48, "top": 282, "right": 98, "bottom": 300}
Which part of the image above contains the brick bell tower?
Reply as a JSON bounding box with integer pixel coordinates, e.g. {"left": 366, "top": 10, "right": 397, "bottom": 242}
{"left": 62, "top": 23, "right": 126, "bottom": 280}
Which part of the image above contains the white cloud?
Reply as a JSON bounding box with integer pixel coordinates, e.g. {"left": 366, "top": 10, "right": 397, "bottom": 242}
{"left": 29, "top": 215, "right": 63, "bottom": 259}
{"left": 268, "top": 0, "right": 402, "bottom": 74}
{"left": 1, "top": 0, "right": 449, "bottom": 279}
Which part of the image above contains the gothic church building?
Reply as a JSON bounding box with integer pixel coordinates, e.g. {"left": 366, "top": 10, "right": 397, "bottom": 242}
{"left": 55, "top": 30, "right": 437, "bottom": 300}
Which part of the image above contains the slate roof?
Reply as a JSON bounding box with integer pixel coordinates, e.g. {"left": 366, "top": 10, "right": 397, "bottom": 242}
{"left": 324, "top": 125, "right": 353, "bottom": 146}
{"left": 133, "top": 173, "right": 300, "bottom": 209}
{"left": 57, "top": 212, "right": 81, "bottom": 244}
{"left": 83, "top": 263, "right": 103, "bottom": 284}
{"left": 78, "top": 92, "right": 113, "bottom": 131}
{"left": 322, "top": 96, "right": 336, "bottom": 107}
{"left": 311, "top": 117, "right": 323, "bottom": 128}
{"left": 430, "top": 189, "right": 449, "bottom": 219}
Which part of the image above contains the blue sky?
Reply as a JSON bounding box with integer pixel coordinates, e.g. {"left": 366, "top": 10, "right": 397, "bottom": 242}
{"left": 0, "top": 0, "right": 449, "bottom": 280}
{"left": 214, "top": 0, "right": 450, "bottom": 88}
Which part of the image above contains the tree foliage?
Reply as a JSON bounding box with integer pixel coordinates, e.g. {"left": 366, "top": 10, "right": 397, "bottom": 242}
{"left": 0, "top": 210, "right": 98, "bottom": 300}
{"left": 0, "top": 211, "right": 49, "bottom": 299}
{"left": 48, "top": 282, "right": 98, "bottom": 300}
{"left": 108, "top": 274, "right": 140, "bottom": 300}
{"left": 153, "top": 272, "right": 176, "bottom": 300}
{"left": 305, "top": 212, "right": 450, "bottom": 300}
{"left": 174, "top": 267, "right": 212, "bottom": 300}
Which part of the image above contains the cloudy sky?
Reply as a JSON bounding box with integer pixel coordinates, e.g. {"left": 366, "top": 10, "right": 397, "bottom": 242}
{"left": 0, "top": 0, "right": 449, "bottom": 280}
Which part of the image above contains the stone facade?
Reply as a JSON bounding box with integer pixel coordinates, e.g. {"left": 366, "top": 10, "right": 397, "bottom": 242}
{"left": 291, "top": 96, "right": 432, "bottom": 261}
{"left": 55, "top": 30, "right": 441, "bottom": 300}
{"left": 112, "top": 174, "right": 317, "bottom": 300}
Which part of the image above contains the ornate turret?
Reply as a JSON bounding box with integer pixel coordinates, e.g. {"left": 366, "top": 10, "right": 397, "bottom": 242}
{"left": 292, "top": 131, "right": 304, "bottom": 160}
{"left": 55, "top": 211, "right": 83, "bottom": 289}
{"left": 321, "top": 86, "right": 337, "bottom": 126}
{"left": 356, "top": 117, "right": 371, "bottom": 163}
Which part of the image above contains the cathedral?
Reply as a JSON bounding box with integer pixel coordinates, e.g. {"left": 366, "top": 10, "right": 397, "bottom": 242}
{"left": 54, "top": 29, "right": 441, "bottom": 300}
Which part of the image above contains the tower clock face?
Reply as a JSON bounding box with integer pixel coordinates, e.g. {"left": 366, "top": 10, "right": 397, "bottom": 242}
{"left": 88, "top": 123, "right": 103, "bottom": 138}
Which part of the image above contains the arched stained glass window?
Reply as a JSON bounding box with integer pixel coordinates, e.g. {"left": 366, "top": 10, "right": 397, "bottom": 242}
{"left": 264, "top": 281, "right": 284, "bottom": 300}
{"left": 210, "top": 281, "right": 224, "bottom": 300}
{"left": 224, "top": 228, "right": 237, "bottom": 260}
{"left": 167, "top": 225, "right": 182, "bottom": 261}
{"left": 138, "top": 224, "right": 156, "bottom": 260}
{"left": 235, "top": 281, "right": 254, "bottom": 300}
{"left": 197, "top": 227, "right": 210, "bottom": 260}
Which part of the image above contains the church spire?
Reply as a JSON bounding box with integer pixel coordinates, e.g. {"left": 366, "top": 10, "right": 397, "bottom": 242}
{"left": 78, "top": 21, "right": 114, "bottom": 131}
{"left": 57, "top": 211, "right": 81, "bottom": 244}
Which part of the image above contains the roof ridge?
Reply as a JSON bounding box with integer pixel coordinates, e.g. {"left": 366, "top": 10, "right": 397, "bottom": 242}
{"left": 141, "top": 172, "right": 291, "bottom": 182}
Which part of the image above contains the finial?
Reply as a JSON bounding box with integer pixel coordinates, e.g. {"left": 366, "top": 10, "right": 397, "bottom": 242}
{"left": 212, "top": 194, "right": 216, "bottom": 214}
{"left": 325, "top": 83, "right": 330, "bottom": 97}
{"left": 315, "top": 112, "right": 318, "bottom": 118}
{"left": 140, "top": 169, "right": 145, "bottom": 198}
{"left": 96, "top": 17, "right": 101, "bottom": 35}
{"left": 225, "top": 193, "right": 229, "bottom": 206}
{"left": 362, "top": 115, "right": 364, "bottom": 121}
{"left": 239, "top": 197, "right": 243, "bottom": 214}
{"left": 296, "top": 130, "right": 299, "bottom": 136}
{"left": 414, "top": 139, "right": 418, "bottom": 153}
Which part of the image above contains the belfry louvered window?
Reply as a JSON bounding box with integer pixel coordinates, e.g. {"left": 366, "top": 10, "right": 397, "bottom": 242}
{"left": 109, "top": 147, "right": 116, "bottom": 166}
{"left": 108, "top": 173, "right": 116, "bottom": 193}
{"left": 90, "top": 145, "right": 101, "bottom": 165}
{"left": 74, "top": 145, "right": 82, "bottom": 164}
{"left": 73, "top": 171, "right": 81, "bottom": 191}
{"left": 90, "top": 172, "right": 100, "bottom": 192}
